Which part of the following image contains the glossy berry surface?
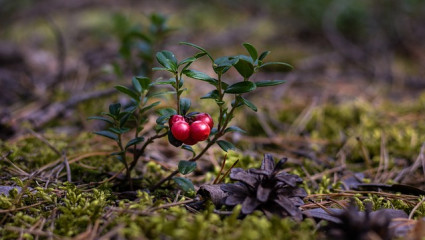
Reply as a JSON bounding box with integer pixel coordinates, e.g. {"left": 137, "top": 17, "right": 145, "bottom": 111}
{"left": 171, "top": 121, "right": 190, "bottom": 141}
{"left": 169, "top": 115, "right": 185, "bottom": 127}
{"left": 190, "top": 121, "right": 211, "bottom": 141}
{"left": 194, "top": 113, "right": 214, "bottom": 129}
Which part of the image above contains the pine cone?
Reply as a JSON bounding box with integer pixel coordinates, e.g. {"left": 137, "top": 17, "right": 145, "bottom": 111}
{"left": 326, "top": 201, "right": 393, "bottom": 240}
{"left": 221, "top": 154, "right": 306, "bottom": 220}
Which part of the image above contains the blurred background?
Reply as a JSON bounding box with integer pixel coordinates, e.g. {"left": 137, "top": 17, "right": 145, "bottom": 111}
{"left": 1, "top": 0, "right": 425, "bottom": 169}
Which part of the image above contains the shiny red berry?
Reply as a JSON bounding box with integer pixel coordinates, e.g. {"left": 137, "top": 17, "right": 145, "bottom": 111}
{"left": 190, "top": 121, "right": 211, "bottom": 141}
{"left": 169, "top": 115, "right": 185, "bottom": 127}
{"left": 194, "top": 113, "right": 214, "bottom": 129}
{"left": 183, "top": 136, "right": 198, "bottom": 145}
{"left": 171, "top": 121, "right": 190, "bottom": 141}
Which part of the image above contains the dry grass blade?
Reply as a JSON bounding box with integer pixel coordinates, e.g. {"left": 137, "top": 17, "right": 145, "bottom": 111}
{"left": 217, "top": 159, "right": 239, "bottom": 184}
{"left": 409, "top": 197, "right": 425, "bottom": 220}
{"left": 356, "top": 137, "right": 371, "bottom": 170}
{"left": 0, "top": 201, "right": 48, "bottom": 214}
{"left": 4, "top": 226, "right": 60, "bottom": 239}
{"left": 26, "top": 128, "right": 61, "bottom": 156}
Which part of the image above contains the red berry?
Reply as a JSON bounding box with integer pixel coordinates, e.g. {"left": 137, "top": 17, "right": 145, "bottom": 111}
{"left": 183, "top": 136, "right": 198, "bottom": 145}
{"left": 190, "top": 121, "right": 211, "bottom": 141}
{"left": 194, "top": 113, "right": 214, "bottom": 129}
{"left": 169, "top": 115, "right": 185, "bottom": 127}
{"left": 171, "top": 121, "right": 190, "bottom": 141}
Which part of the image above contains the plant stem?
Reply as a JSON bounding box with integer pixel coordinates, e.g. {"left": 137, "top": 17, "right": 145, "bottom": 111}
{"left": 128, "top": 131, "right": 168, "bottom": 172}
{"left": 150, "top": 75, "right": 239, "bottom": 191}
{"left": 132, "top": 110, "right": 140, "bottom": 176}
{"left": 150, "top": 130, "right": 225, "bottom": 191}
{"left": 118, "top": 133, "right": 132, "bottom": 190}
{"left": 217, "top": 73, "right": 224, "bottom": 132}
{"left": 175, "top": 73, "right": 180, "bottom": 115}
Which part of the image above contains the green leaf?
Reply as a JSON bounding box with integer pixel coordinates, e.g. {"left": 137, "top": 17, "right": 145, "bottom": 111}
{"left": 182, "top": 69, "right": 218, "bottom": 86}
{"left": 141, "top": 101, "right": 160, "bottom": 112}
{"left": 156, "top": 50, "right": 178, "bottom": 72}
{"left": 255, "top": 80, "right": 286, "bottom": 87}
{"left": 179, "top": 56, "right": 196, "bottom": 66}
{"left": 224, "top": 81, "right": 256, "bottom": 94}
{"left": 94, "top": 131, "right": 118, "bottom": 141}
{"left": 110, "top": 151, "right": 126, "bottom": 165}
{"left": 179, "top": 42, "right": 214, "bottom": 61}
{"left": 152, "top": 67, "right": 169, "bottom": 71}
{"left": 124, "top": 103, "right": 137, "bottom": 113}
{"left": 217, "top": 140, "right": 236, "bottom": 152}
{"left": 135, "top": 76, "right": 151, "bottom": 90}
{"left": 234, "top": 55, "right": 254, "bottom": 79}
{"left": 119, "top": 112, "right": 132, "bottom": 127}
{"left": 115, "top": 85, "right": 139, "bottom": 101}
{"left": 179, "top": 98, "right": 191, "bottom": 114}
{"left": 147, "top": 91, "right": 175, "bottom": 98}
{"left": 168, "top": 130, "right": 182, "bottom": 147}
{"left": 200, "top": 90, "right": 220, "bottom": 100}
{"left": 178, "top": 160, "right": 197, "bottom": 175}
{"left": 224, "top": 126, "right": 246, "bottom": 134}
{"left": 181, "top": 53, "right": 207, "bottom": 72}
{"left": 181, "top": 145, "right": 196, "bottom": 157}
{"left": 239, "top": 96, "right": 257, "bottom": 112}
{"left": 213, "top": 56, "right": 238, "bottom": 74}
{"left": 157, "top": 108, "right": 177, "bottom": 116}
{"left": 210, "top": 127, "right": 218, "bottom": 136}
{"left": 156, "top": 108, "right": 176, "bottom": 125}
{"left": 152, "top": 78, "right": 176, "bottom": 85}
{"left": 173, "top": 177, "right": 195, "bottom": 192}
{"left": 132, "top": 77, "right": 142, "bottom": 93}
{"left": 258, "top": 51, "right": 271, "bottom": 61}
{"left": 156, "top": 116, "right": 168, "bottom": 125}
{"left": 108, "top": 127, "right": 130, "bottom": 134}
{"left": 125, "top": 137, "right": 145, "bottom": 149}
{"left": 87, "top": 116, "right": 113, "bottom": 124}
{"left": 109, "top": 103, "right": 121, "bottom": 116}
{"left": 243, "top": 43, "right": 258, "bottom": 61}
{"left": 259, "top": 62, "right": 293, "bottom": 70}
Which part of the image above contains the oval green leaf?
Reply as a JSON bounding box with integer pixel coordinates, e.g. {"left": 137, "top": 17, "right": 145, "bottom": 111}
{"left": 173, "top": 177, "right": 195, "bottom": 192}
{"left": 258, "top": 51, "right": 271, "bottom": 61}
{"left": 224, "top": 126, "right": 246, "bottom": 134}
{"left": 156, "top": 50, "right": 178, "bottom": 72}
{"left": 115, "top": 85, "right": 139, "bottom": 102}
{"left": 181, "top": 145, "right": 196, "bottom": 157}
{"left": 200, "top": 90, "right": 220, "bottom": 100}
{"left": 178, "top": 160, "right": 197, "bottom": 175}
{"left": 217, "top": 140, "right": 236, "bottom": 152}
{"left": 238, "top": 96, "right": 257, "bottom": 112}
{"left": 179, "top": 42, "right": 214, "bottom": 61}
{"left": 94, "top": 131, "right": 118, "bottom": 141}
{"left": 109, "top": 103, "right": 121, "bottom": 116}
{"left": 179, "top": 98, "right": 191, "bottom": 114}
{"left": 255, "top": 80, "right": 286, "bottom": 87}
{"left": 243, "top": 43, "right": 258, "bottom": 61}
{"left": 224, "top": 81, "right": 256, "bottom": 94}
{"left": 125, "top": 137, "right": 145, "bottom": 149}
{"left": 182, "top": 69, "right": 218, "bottom": 86}
{"left": 259, "top": 61, "right": 293, "bottom": 70}
{"left": 87, "top": 116, "right": 113, "bottom": 124}
{"left": 234, "top": 55, "right": 254, "bottom": 79}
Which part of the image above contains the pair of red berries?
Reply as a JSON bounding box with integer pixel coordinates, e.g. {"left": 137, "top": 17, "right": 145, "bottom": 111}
{"left": 169, "top": 113, "right": 213, "bottom": 145}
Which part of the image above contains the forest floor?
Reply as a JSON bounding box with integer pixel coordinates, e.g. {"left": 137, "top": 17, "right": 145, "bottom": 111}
{"left": 1, "top": 1, "right": 425, "bottom": 239}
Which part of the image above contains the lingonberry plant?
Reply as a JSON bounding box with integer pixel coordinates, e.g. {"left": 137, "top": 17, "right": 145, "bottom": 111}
{"left": 88, "top": 76, "right": 168, "bottom": 189}
{"left": 151, "top": 42, "right": 292, "bottom": 191}
{"left": 90, "top": 42, "right": 292, "bottom": 192}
